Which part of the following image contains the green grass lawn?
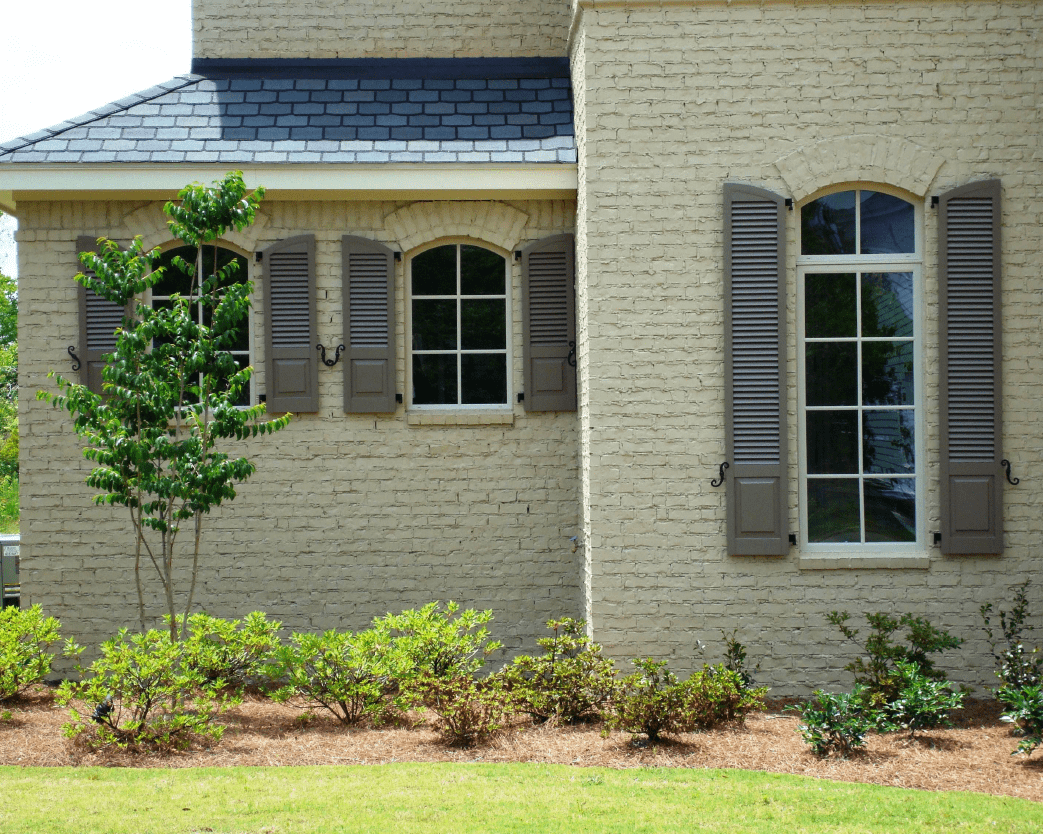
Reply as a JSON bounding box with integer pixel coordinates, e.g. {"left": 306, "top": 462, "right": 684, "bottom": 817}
{"left": 1, "top": 763, "right": 1039, "bottom": 834}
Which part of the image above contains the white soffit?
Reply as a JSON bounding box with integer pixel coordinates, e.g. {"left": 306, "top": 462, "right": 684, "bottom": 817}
{"left": 0, "top": 164, "right": 578, "bottom": 214}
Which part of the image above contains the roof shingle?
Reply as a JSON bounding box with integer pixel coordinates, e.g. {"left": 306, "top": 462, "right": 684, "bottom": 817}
{"left": 0, "top": 58, "right": 576, "bottom": 165}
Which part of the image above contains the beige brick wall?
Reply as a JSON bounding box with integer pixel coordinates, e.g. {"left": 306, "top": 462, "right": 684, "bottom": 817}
{"left": 18, "top": 197, "right": 580, "bottom": 663}
{"left": 571, "top": 0, "right": 1043, "bottom": 693}
{"left": 193, "top": 0, "right": 570, "bottom": 60}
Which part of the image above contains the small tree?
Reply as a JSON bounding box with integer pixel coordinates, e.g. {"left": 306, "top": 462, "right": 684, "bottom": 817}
{"left": 39, "top": 172, "right": 291, "bottom": 641}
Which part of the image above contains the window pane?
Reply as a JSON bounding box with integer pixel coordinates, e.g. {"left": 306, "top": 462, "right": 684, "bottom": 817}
{"left": 862, "top": 272, "right": 913, "bottom": 338}
{"left": 859, "top": 191, "right": 915, "bottom": 255}
{"left": 805, "top": 273, "right": 856, "bottom": 338}
{"left": 412, "top": 245, "right": 456, "bottom": 295}
{"left": 460, "top": 246, "right": 505, "bottom": 295}
{"left": 863, "top": 341, "right": 914, "bottom": 405}
{"left": 413, "top": 354, "right": 458, "bottom": 404}
{"left": 864, "top": 478, "right": 916, "bottom": 542}
{"left": 807, "top": 410, "right": 859, "bottom": 474}
{"left": 462, "top": 354, "right": 507, "bottom": 404}
{"left": 153, "top": 245, "right": 195, "bottom": 296}
{"left": 801, "top": 191, "right": 856, "bottom": 255}
{"left": 863, "top": 410, "right": 915, "bottom": 474}
{"left": 805, "top": 343, "right": 857, "bottom": 406}
{"left": 461, "top": 299, "right": 506, "bottom": 349}
{"left": 807, "top": 478, "right": 861, "bottom": 543}
{"left": 412, "top": 299, "right": 457, "bottom": 350}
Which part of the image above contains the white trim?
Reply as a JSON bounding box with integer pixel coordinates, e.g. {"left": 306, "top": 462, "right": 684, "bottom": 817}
{"left": 795, "top": 189, "right": 925, "bottom": 555}
{"left": 0, "top": 164, "right": 577, "bottom": 215}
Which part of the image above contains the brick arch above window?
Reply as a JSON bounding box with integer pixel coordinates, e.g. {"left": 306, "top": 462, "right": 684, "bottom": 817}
{"left": 385, "top": 201, "right": 529, "bottom": 254}
{"left": 121, "top": 204, "right": 271, "bottom": 253}
{"left": 775, "top": 135, "right": 945, "bottom": 203}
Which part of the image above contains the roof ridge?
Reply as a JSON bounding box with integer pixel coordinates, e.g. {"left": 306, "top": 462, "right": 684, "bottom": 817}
{"left": 0, "top": 75, "right": 201, "bottom": 158}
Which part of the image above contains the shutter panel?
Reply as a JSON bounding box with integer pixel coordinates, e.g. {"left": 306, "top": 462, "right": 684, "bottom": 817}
{"left": 342, "top": 235, "right": 397, "bottom": 413}
{"left": 262, "top": 235, "right": 318, "bottom": 412}
{"left": 723, "top": 184, "right": 789, "bottom": 556}
{"left": 76, "top": 236, "right": 128, "bottom": 396}
{"left": 939, "top": 179, "right": 1003, "bottom": 555}
{"left": 521, "top": 234, "right": 577, "bottom": 412}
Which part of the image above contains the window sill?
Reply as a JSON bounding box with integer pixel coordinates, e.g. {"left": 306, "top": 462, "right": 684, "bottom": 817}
{"left": 798, "top": 553, "right": 931, "bottom": 571}
{"left": 406, "top": 410, "right": 515, "bottom": 427}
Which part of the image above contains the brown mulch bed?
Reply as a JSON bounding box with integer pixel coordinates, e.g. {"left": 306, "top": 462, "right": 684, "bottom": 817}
{"left": 3, "top": 690, "right": 1042, "bottom": 803}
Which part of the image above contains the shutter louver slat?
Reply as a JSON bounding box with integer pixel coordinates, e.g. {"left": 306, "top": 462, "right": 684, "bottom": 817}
{"left": 939, "top": 179, "right": 1003, "bottom": 554}
{"left": 723, "top": 184, "right": 788, "bottom": 556}
{"left": 343, "top": 236, "right": 396, "bottom": 412}
{"left": 262, "top": 235, "right": 318, "bottom": 412}
{"left": 521, "top": 235, "right": 576, "bottom": 412}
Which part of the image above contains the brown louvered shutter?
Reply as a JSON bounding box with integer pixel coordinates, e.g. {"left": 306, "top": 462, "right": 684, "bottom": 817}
{"left": 76, "top": 236, "right": 128, "bottom": 396}
{"left": 723, "top": 184, "right": 789, "bottom": 556}
{"left": 939, "top": 179, "right": 1003, "bottom": 554}
{"left": 262, "top": 235, "right": 318, "bottom": 412}
{"left": 342, "top": 236, "right": 396, "bottom": 412}
{"left": 521, "top": 234, "right": 577, "bottom": 412}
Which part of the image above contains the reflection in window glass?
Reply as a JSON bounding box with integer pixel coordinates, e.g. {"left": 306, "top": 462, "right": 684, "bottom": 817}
{"left": 801, "top": 190, "right": 914, "bottom": 256}
{"left": 801, "top": 191, "right": 856, "bottom": 255}
{"left": 860, "top": 191, "right": 915, "bottom": 254}
{"left": 410, "top": 243, "right": 508, "bottom": 406}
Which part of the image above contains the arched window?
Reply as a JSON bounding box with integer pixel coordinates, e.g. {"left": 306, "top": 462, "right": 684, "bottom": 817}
{"left": 151, "top": 245, "right": 253, "bottom": 406}
{"left": 407, "top": 242, "right": 510, "bottom": 407}
{"left": 797, "top": 188, "right": 922, "bottom": 546}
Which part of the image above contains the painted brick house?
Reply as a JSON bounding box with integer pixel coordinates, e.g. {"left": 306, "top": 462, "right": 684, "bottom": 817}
{"left": 0, "top": 0, "right": 1039, "bottom": 693}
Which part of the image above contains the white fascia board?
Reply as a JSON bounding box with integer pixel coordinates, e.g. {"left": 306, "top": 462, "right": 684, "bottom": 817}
{"left": 0, "top": 164, "right": 578, "bottom": 214}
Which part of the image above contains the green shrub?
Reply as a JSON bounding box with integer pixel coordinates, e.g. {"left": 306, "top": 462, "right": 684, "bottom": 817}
{"left": 179, "top": 611, "right": 282, "bottom": 695}
{"left": 680, "top": 664, "right": 767, "bottom": 729}
{"left": 0, "top": 605, "right": 61, "bottom": 702}
{"left": 374, "top": 601, "right": 502, "bottom": 686}
{"left": 981, "top": 580, "right": 1042, "bottom": 691}
{"left": 721, "top": 629, "right": 761, "bottom": 692}
{"left": 999, "top": 683, "right": 1043, "bottom": 756}
{"left": 794, "top": 687, "right": 877, "bottom": 757}
{"left": 0, "top": 475, "right": 17, "bottom": 534}
{"left": 503, "top": 618, "right": 616, "bottom": 724}
{"left": 881, "top": 661, "right": 963, "bottom": 738}
{"left": 827, "top": 610, "right": 962, "bottom": 705}
{"left": 58, "top": 628, "right": 236, "bottom": 750}
{"left": 270, "top": 627, "right": 407, "bottom": 726}
{"left": 413, "top": 672, "right": 515, "bottom": 746}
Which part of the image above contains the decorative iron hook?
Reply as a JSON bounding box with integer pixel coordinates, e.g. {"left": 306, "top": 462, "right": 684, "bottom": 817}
{"left": 316, "top": 343, "right": 345, "bottom": 367}
{"left": 68, "top": 346, "right": 82, "bottom": 372}
{"left": 1001, "top": 459, "right": 1020, "bottom": 486}
{"left": 566, "top": 340, "right": 577, "bottom": 368}
{"left": 711, "top": 461, "right": 730, "bottom": 488}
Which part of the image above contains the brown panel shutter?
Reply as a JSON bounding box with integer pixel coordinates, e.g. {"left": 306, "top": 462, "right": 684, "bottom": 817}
{"left": 939, "top": 179, "right": 1003, "bottom": 555}
{"left": 76, "top": 236, "right": 128, "bottom": 396}
{"left": 342, "top": 235, "right": 397, "bottom": 413}
{"left": 262, "top": 235, "right": 318, "bottom": 412}
{"left": 723, "top": 184, "right": 789, "bottom": 556}
{"left": 521, "top": 234, "right": 577, "bottom": 412}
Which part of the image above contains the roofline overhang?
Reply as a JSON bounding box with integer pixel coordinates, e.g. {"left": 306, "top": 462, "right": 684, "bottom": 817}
{"left": 0, "top": 163, "right": 578, "bottom": 216}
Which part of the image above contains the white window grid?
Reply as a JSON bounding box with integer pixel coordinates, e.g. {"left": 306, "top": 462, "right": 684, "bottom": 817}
{"left": 406, "top": 242, "right": 512, "bottom": 410}
{"left": 796, "top": 189, "right": 924, "bottom": 552}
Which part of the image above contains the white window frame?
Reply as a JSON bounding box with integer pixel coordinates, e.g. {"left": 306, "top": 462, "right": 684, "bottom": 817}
{"left": 406, "top": 239, "right": 513, "bottom": 411}
{"left": 147, "top": 242, "right": 256, "bottom": 408}
{"left": 796, "top": 187, "right": 925, "bottom": 553}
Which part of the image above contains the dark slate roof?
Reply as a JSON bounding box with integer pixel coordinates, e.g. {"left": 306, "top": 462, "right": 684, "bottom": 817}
{"left": 0, "top": 58, "right": 575, "bottom": 165}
